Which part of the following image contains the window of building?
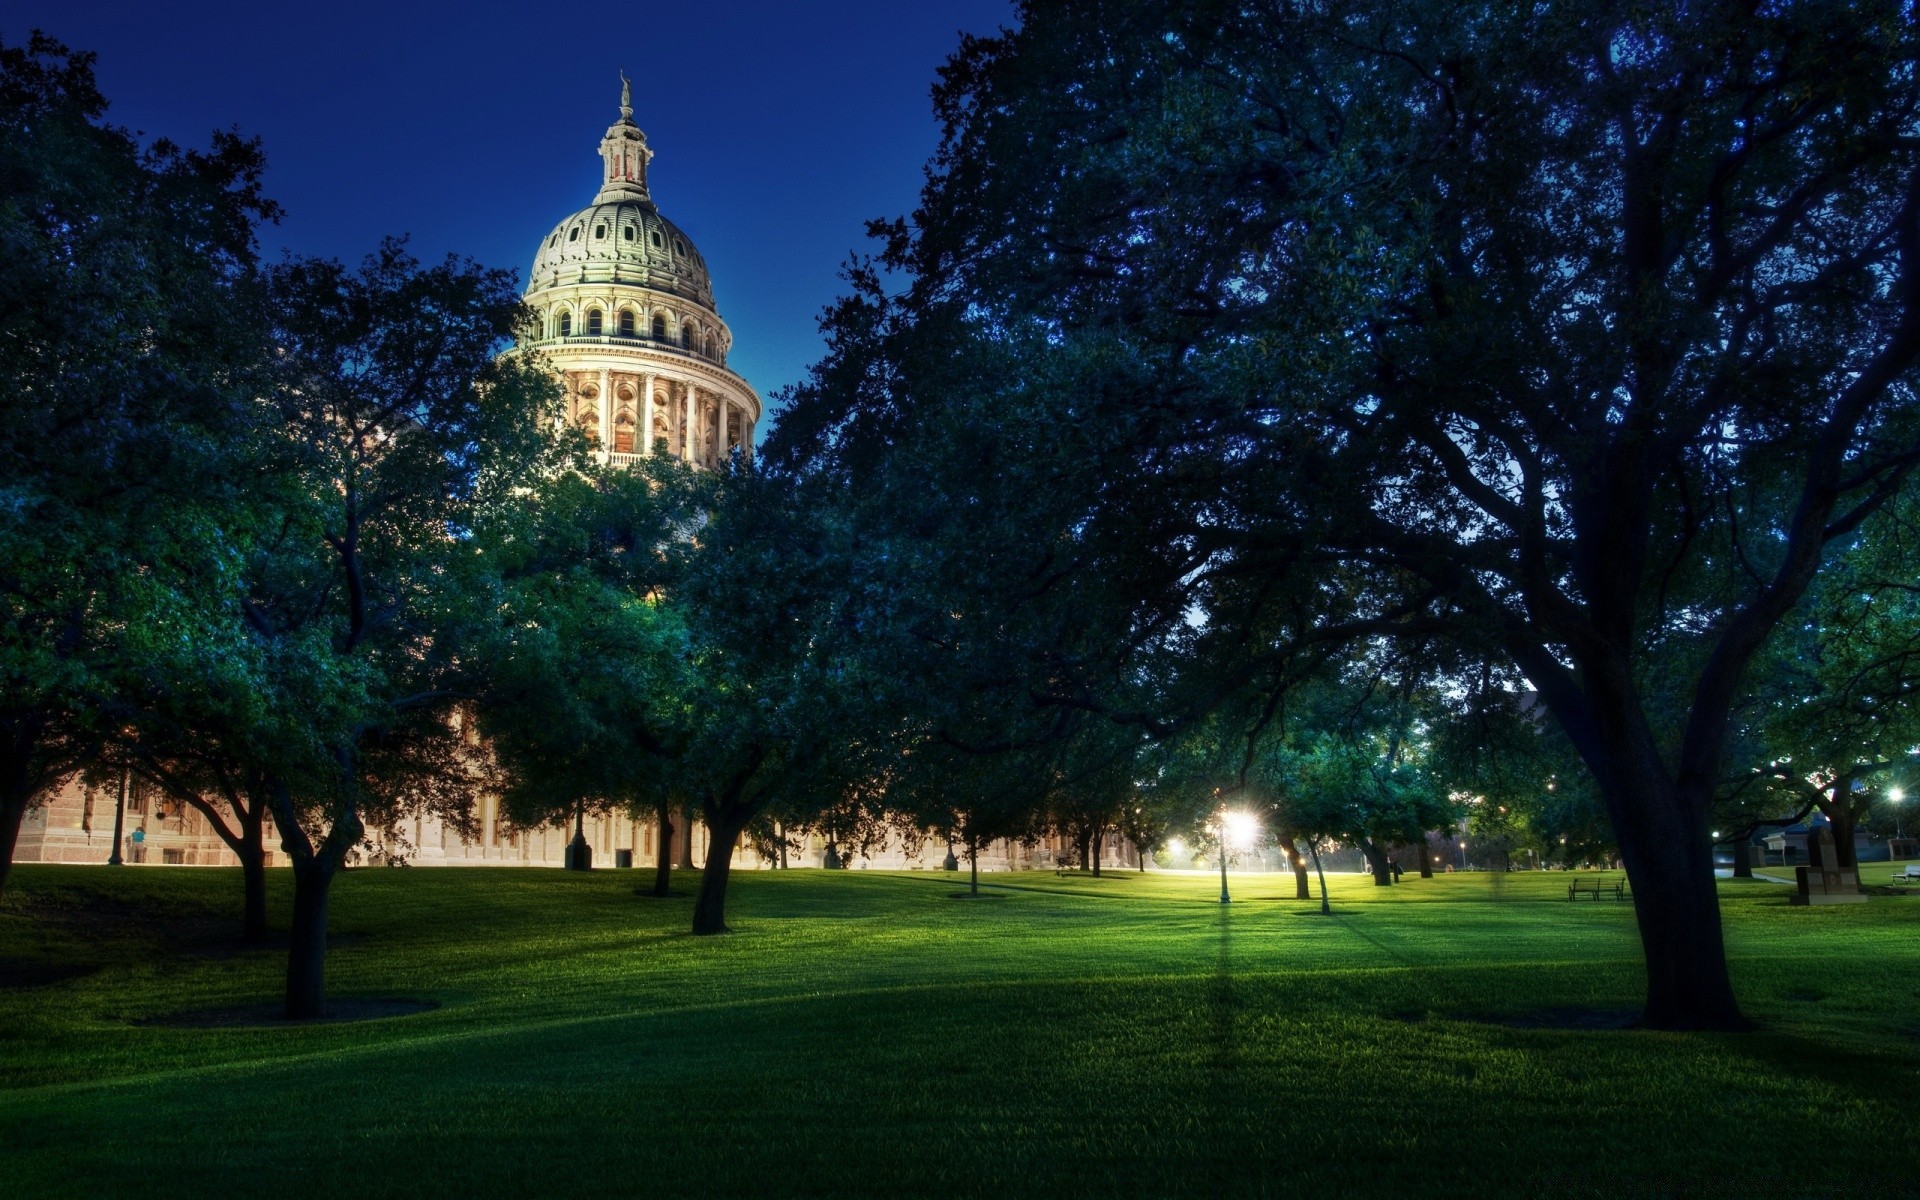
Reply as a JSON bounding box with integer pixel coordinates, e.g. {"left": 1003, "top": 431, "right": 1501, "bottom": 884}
{"left": 680, "top": 325, "right": 692, "bottom": 349}
{"left": 623, "top": 226, "right": 635, "bottom": 241}
{"left": 652, "top": 313, "right": 668, "bottom": 340}
{"left": 618, "top": 310, "right": 634, "bottom": 336}
{"left": 586, "top": 309, "right": 603, "bottom": 336}
{"left": 673, "top": 238, "right": 686, "bottom": 256}
{"left": 594, "top": 224, "right": 606, "bottom": 239}
{"left": 568, "top": 226, "right": 581, "bottom": 242}
{"left": 558, "top": 311, "right": 572, "bottom": 337}
{"left": 548, "top": 234, "right": 558, "bottom": 247}
{"left": 613, "top": 411, "right": 635, "bottom": 455}
{"left": 649, "top": 230, "right": 662, "bottom": 247}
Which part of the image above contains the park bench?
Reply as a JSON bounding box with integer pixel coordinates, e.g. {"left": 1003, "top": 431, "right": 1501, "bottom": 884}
{"left": 1892, "top": 864, "right": 1920, "bottom": 887}
{"left": 1567, "top": 879, "right": 1628, "bottom": 902}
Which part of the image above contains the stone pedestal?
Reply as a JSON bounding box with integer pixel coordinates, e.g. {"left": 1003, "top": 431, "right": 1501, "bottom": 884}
{"left": 1791, "top": 828, "right": 1866, "bottom": 905}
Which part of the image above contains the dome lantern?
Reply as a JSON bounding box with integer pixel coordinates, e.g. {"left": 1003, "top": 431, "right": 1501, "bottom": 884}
{"left": 596, "top": 73, "right": 653, "bottom": 205}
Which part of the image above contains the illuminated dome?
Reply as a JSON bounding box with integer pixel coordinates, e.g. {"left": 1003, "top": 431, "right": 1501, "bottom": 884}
{"left": 521, "top": 78, "right": 759, "bottom": 468}
{"left": 528, "top": 201, "right": 714, "bottom": 310}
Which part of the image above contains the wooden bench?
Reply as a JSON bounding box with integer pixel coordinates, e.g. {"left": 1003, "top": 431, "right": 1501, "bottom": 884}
{"left": 1892, "top": 864, "right": 1920, "bottom": 886}
{"left": 1567, "top": 879, "right": 1628, "bottom": 901}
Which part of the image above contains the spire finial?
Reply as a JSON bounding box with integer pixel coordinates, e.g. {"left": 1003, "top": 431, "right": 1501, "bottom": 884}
{"left": 619, "top": 72, "right": 633, "bottom": 122}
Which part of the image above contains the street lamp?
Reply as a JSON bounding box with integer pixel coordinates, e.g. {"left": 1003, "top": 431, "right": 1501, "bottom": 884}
{"left": 106, "top": 768, "right": 128, "bottom": 866}
{"left": 1892, "top": 787, "right": 1907, "bottom": 839}
{"left": 1458, "top": 840, "right": 1468, "bottom": 870}
{"left": 1216, "top": 810, "right": 1260, "bottom": 903}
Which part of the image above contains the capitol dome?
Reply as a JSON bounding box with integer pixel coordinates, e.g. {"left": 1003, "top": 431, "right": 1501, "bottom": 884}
{"left": 522, "top": 80, "right": 759, "bottom": 469}
{"left": 528, "top": 200, "right": 715, "bottom": 310}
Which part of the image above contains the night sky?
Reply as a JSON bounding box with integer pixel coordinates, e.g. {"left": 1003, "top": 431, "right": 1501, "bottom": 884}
{"left": 2, "top": 1, "right": 1017, "bottom": 415}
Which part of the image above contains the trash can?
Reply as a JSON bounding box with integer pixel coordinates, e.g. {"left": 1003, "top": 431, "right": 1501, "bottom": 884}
{"left": 614, "top": 849, "right": 633, "bottom": 869}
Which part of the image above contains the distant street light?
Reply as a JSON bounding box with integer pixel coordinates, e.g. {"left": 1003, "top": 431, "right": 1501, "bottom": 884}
{"left": 1458, "top": 840, "right": 1468, "bottom": 869}
{"left": 1893, "top": 787, "right": 1907, "bottom": 839}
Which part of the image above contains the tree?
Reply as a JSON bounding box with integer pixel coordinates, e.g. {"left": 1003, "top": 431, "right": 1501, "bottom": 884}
{"left": 668, "top": 464, "right": 868, "bottom": 934}
{"left": 0, "top": 34, "right": 277, "bottom": 896}
{"left": 476, "top": 457, "right": 703, "bottom": 896}
{"left": 246, "top": 243, "right": 563, "bottom": 1017}
{"left": 781, "top": 0, "right": 1920, "bottom": 1030}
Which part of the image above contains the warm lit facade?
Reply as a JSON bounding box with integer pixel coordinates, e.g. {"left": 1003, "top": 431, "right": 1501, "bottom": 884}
{"left": 524, "top": 78, "right": 760, "bottom": 470}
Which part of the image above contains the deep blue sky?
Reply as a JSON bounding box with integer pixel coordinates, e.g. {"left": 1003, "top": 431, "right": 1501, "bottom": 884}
{"left": 4, "top": 1, "right": 1016, "bottom": 416}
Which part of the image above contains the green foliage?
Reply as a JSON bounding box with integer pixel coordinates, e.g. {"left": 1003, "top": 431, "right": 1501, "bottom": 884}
{"left": 0, "top": 32, "right": 278, "bottom": 888}
{"left": 771, "top": 0, "right": 1920, "bottom": 1026}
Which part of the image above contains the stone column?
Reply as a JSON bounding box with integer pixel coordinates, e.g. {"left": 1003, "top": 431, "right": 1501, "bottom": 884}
{"left": 683, "top": 383, "right": 696, "bottom": 464}
{"left": 597, "top": 367, "right": 612, "bottom": 462}
{"left": 641, "top": 372, "right": 655, "bottom": 457}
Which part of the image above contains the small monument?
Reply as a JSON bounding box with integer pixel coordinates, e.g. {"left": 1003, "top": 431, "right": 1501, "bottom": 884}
{"left": 1791, "top": 827, "right": 1866, "bottom": 905}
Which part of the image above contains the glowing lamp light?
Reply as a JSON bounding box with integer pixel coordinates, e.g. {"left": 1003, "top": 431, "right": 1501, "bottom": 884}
{"left": 1167, "top": 837, "right": 1186, "bottom": 859}
{"left": 1221, "top": 810, "right": 1261, "bottom": 849}
{"left": 1892, "top": 788, "right": 1907, "bottom": 803}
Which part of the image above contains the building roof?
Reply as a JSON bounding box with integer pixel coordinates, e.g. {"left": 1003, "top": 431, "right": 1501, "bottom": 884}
{"left": 525, "top": 82, "right": 716, "bottom": 311}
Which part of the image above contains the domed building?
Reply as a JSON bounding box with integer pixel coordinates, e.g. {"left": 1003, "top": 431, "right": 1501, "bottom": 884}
{"left": 523, "top": 80, "right": 759, "bottom": 467}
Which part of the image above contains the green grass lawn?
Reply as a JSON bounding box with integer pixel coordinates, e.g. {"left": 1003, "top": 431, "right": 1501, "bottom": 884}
{"left": 1, "top": 864, "right": 1914, "bottom": 1198}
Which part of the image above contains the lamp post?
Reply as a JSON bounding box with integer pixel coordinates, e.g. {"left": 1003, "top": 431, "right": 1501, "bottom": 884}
{"left": 1458, "top": 839, "right": 1468, "bottom": 870}
{"left": 106, "top": 768, "right": 128, "bottom": 866}
{"left": 1892, "top": 787, "right": 1906, "bottom": 839}
{"left": 565, "top": 800, "right": 592, "bottom": 871}
{"left": 1217, "top": 813, "right": 1231, "bottom": 904}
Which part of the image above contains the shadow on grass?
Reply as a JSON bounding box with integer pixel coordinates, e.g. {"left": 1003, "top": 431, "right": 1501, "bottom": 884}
{"left": 135, "top": 997, "right": 440, "bottom": 1028}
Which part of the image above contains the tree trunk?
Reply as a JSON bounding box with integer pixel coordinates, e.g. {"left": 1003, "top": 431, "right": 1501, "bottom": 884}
{"left": 1090, "top": 828, "right": 1104, "bottom": 878}
{"left": 651, "top": 800, "right": 673, "bottom": 897}
{"left": 1417, "top": 835, "right": 1434, "bottom": 878}
{"left": 285, "top": 858, "right": 335, "bottom": 1020}
{"left": 0, "top": 791, "right": 28, "bottom": 901}
{"left": 1361, "top": 838, "right": 1393, "bottom": 886}
{"left": 691, "top": 816, "right": 744, "bottom": 935}
{"left": 969, "top": 834, "right": 980, "bottom": 896}
{"left": 1307, "top": 839, "right": 1331, "bottom": 915}
{"left": 1828, "top": 800, "right": 1860, "bottom": 874}
{"left": 1604, "top": 775, "right": 1748, "bottom": 1031}
{"left": 678, "top": 804, "right": 696, "bottom": 870}
{"left": 238, "top": 819, "right": 269, "bottom": 944}
{"left": 1730, "top": 838, "right": 1754, "bottom": 879}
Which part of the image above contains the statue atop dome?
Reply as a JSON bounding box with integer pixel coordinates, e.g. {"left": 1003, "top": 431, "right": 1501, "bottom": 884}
{"left": 619, "top": 72, "right": 632, "bottom": 122}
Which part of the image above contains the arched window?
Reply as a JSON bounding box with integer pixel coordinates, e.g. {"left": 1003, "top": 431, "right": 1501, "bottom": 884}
{"left": 613, "top": 410, "right": 636, "bottom": 455}
{"left": 618, "top": 310, "right": 634, "bottom": 337}
{"left": 673, "top": 238, "right": 686, "bottom": 256}
{"left": 548, "top": 234, "right": 559, "bottom": 247}
{"left": 586, "top": 309, "right": 603, "bottom": 336}
{"left": 593, "top": 224, "right": 606, "bottom": 239}
{"left": 652, "top": 313, "right": 667, "bottom": 340}
{"left": 568, "top": 226, "right": 581, "bottom": 242}
{"left": 680, "top": 324, "right": 692, "bottom": 349}
{"left": 557, "top": 311, "right": 572, "bottom": 337}
{"left": 649, "top": 230, "right": 662, "bottom": 248}
{"left": 622, "top": 226, "right": 635, "bottom": 241}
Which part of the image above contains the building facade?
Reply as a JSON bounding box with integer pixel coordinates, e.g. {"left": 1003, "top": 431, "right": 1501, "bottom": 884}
{"left": 526, "top": 77, "right": 760, "bottom": 470}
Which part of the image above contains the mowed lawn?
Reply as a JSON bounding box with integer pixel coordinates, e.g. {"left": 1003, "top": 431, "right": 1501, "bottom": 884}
{"left": 1, "top": 865, "right": 1914, "bottom": 1198}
